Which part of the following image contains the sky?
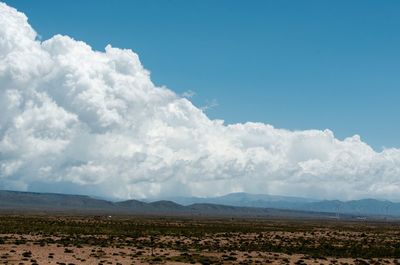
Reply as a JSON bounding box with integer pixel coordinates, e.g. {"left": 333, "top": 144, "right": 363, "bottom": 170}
{"left": 1, "top": 1, "right": 400, "bottom": 201}
{"left": 4, "top": 0, "right": 400, "bottom": 150}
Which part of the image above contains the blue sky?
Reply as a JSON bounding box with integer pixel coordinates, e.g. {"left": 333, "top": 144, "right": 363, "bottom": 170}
{"left": 3, "top": 1, "right": 400, "bottom": 200}
{"left": 5, "top": 0, "right": 400, "bottom": 150}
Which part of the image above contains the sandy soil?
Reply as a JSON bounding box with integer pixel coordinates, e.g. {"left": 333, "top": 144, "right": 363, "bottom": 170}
{"left": 1, "top": 216, "right": 400, "bottom": 265}
{"left": 0, "top": 234, "right": 398, "bottom": 265}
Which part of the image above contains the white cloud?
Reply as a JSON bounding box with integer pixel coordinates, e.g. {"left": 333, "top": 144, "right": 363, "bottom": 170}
{"left": 181, "top": 90, "right": 196, "bottom": 98}
{"left": 1, "top": 2, "right": 400, "bottom": 200}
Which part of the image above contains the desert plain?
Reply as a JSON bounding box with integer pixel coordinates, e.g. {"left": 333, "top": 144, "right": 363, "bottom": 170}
{"left": 0, "top": 215, "right": 400, "bottom": 265}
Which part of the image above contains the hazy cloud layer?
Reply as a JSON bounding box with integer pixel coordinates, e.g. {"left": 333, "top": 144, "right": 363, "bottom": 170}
{"left": 1, "top": 3, "right": 399, "bottom": 200}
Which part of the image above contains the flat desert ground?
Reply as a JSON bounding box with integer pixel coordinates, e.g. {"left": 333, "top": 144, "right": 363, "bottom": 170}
{"left": 0, "top": 215, "right": 399, "bottom": 264}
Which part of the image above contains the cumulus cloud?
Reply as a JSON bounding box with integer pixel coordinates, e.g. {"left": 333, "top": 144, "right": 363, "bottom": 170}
{"left": 1, "top": 2, "right": 400, "bottom": 200}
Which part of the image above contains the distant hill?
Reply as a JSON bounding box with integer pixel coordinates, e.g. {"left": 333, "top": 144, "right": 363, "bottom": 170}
{"left": 0, "top": 190, "right": 340, "bottom": 219}
{"left": 304, "top": 199, "right": 399, "bottom": 216}
{"left": 155, "top": 192, "right": 400, "bottom": 217}
{"left": 162, "top": 192, "right": 317, "bottom": 208}
{"left": 1, "top": 190, "right": 399, "bottom": 218}
{"left": 0, "top": 190, "right": 114, "bottom": 210}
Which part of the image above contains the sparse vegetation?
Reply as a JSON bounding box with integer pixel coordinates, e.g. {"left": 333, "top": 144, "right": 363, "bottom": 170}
{"left": 0, "top": 215, "right": 399, "bottom": 264}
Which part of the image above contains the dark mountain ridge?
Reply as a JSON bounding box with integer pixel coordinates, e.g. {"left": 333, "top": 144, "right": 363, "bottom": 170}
{"left": 1, "top": 190, "right": 398, "bottom": 218}
{"left": 0, "top": 190, "right": 338, "bottom": 219}
{"left": 156, "top": 192, "right": 400, "bottom": 217}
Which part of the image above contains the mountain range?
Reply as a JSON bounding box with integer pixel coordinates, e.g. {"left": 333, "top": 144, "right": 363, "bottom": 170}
{"left": 149, "top": 192, "right": 400, "bottom": 217}
{"left": 0, "top": 190, "right": 399, "bottom": 218}
{"left": 0, "top": 190, "right": 332, "bottom": 219}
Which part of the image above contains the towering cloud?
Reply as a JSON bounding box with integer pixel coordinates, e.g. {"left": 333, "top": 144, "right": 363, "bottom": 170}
{"left": 1, "top": 3, "right": 399, "bottom": 200}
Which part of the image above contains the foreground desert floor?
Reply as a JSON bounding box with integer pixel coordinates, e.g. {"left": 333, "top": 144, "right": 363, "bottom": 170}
{"left": 1, "top": 215, "right": 400, "bottom": 264}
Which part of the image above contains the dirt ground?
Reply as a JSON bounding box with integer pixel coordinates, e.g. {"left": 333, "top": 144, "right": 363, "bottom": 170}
{"left": 1, "top": 239, "right": 394, "bottom": 265}
{"left": 1, "top": 215, "right": 400, "bottom": 264}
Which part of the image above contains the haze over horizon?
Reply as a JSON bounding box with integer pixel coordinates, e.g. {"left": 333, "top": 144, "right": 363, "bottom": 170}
{"left": 1, "top": 2, "right": 400, "bottom": 201}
